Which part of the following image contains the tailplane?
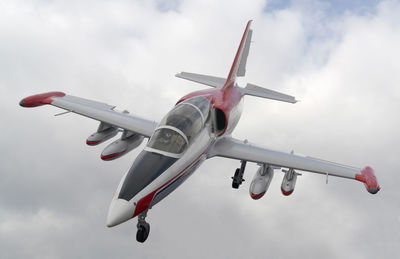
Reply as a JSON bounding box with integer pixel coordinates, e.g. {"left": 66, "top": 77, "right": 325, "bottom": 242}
{"left": 175, "top": 20, "right": 297, "bottom": 104}
{"left": 175, "top": 72, "right": 225, "bottom": 88}
{"left": 175, "top": 20, "right": 253, "bottom": 89}
{"left": 241, "top": 83, "right": 297, "bottom": 103}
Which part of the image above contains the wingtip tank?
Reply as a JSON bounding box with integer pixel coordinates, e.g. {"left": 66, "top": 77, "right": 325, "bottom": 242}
{"left": 355, "top": 166, "right": 380, "bottom": 194}
{"left": 19, "top": 92, "right": 66, "bottom": 107}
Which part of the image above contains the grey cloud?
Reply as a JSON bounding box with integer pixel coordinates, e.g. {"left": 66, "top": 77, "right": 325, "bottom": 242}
{"left": 1, "top": 0, "right": 399, "bottom": 258}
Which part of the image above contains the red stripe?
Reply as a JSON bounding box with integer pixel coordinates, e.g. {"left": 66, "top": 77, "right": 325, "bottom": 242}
{"left": 133, "top": 143, "right": 214, "bottom": 217}
{"left": 281, "top": 188, "right": 293, "bottom": 196}
{"left": 101, "top": 150, "right": 126, "bottom": 160}
{"left": 250, "top": 191, "right": 265, "bottom": 200}
{"left": 133, "top": 153, "right": 203, "bottom": 216}
{"left": 86, "top": 140, "right": 100, "bottom": 146}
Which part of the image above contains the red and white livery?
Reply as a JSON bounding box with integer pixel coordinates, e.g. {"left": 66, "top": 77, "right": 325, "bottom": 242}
{"left": 20, "top": 21, "right": 380, "bottom": 243}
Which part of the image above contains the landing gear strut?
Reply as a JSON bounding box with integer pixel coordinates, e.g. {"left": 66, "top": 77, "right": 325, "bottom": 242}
{"left": 232, "top": 160, "right": 247, "bottom": 189}
{"left": 136, "top": 211, "right": 150, "bottom": 243}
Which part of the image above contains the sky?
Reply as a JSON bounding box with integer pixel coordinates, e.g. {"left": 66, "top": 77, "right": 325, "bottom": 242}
{"left": 1, "top": 0, "right": 399, "bottom": 258}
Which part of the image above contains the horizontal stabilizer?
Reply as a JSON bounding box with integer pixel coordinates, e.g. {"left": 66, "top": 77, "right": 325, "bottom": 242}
{"left": 242, "top": 83, "right": 297, "bottom": 104}
{"left": 175, "top": 72, "right": 226, "bottom": 88}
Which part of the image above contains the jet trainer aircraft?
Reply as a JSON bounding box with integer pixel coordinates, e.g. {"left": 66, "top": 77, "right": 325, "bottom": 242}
{"left": 20, "top": 21, "right": 380, "bottom": 243}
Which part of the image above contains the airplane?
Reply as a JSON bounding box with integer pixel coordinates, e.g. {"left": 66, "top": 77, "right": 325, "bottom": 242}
{"left": 19, "top": 20, "right": 380, "bottom": 243}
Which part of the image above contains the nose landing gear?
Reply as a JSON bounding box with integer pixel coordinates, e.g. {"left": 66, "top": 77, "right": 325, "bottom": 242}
{"left": 136, "top": 211, "right": 150, "bottom": 243}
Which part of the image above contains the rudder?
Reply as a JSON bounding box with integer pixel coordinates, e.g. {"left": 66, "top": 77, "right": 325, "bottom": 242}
{"left": 223, "top": 20, "right": 253, "bottom": 88}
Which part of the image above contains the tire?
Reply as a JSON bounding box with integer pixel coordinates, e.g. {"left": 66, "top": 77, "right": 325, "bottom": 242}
{"left": 136, "top": 223, "right": 150, "bottom": 243}
{"left": 232, "top": 169, "right": 240, "bottom": 189}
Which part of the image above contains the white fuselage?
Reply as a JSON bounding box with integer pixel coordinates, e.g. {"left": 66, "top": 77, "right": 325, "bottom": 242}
{"left": 106, "top": 95, "right": 244, "bottom": 227}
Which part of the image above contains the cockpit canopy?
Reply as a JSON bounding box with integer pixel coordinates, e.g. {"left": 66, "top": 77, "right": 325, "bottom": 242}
{"left": 147, "top": 96, "right": 211, "bottom": 155}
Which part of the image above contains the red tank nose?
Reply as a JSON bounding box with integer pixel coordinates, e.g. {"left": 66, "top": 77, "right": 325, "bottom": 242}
{"left": 355, "top": 166, "right": 380, "bottom": 194}
{"left": 19, "top": 92, "right": 65, "bottom": 107}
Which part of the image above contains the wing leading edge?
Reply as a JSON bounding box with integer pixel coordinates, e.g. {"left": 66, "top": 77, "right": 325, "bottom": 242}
{"left": 209, "top": 137, "right": 380, "bottom": 194}
{"left": 19, "top": 91, "right": 157, "bottom": 138}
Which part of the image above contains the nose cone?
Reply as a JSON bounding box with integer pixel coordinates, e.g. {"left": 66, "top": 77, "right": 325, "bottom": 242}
{"left": 106, "top": 198, "right": 134, "bottom": 227}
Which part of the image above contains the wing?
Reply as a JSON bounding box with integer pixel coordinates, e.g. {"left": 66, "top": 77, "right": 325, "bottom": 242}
{"left": 209, "top": 136, "right": 380, "bottom": 194}
{"left": 19, "top": 91, "right": 157, "bottom": 138}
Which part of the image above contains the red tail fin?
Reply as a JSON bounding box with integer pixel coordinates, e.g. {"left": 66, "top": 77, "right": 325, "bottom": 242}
{"left": 223, "top": 20, "right": 253, "bottom": 89}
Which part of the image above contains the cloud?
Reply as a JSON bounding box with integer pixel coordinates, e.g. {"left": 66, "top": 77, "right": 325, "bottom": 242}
{"left": 1, "top": 0, "right": 399, "bottom": 258}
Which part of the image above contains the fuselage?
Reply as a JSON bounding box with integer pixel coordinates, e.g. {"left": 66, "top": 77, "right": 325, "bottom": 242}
{"left": 106, "top": 85, "right": 243, "bottom": 227}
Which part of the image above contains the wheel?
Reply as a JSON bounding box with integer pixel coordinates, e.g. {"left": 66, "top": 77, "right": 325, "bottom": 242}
{"left": 136, "top": 223, "right": 150, "bottom": 243}
{"left": 232, "top": 168, "right": 240, "bottom": 189}
{"left": 232, "top": 181, "right": 240, "bottom": 189}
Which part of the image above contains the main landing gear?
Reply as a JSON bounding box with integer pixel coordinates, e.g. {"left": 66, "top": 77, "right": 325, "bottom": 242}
{"left": 136, "top": 211, "right": 150, "bottom": 243}
{"left": 232, "top": 160, "right": 247, "bottom": 189}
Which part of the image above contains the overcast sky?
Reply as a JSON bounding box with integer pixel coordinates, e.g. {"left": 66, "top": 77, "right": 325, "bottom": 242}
{"left": 1, "top": 0, "right": 399, "bottom": 258}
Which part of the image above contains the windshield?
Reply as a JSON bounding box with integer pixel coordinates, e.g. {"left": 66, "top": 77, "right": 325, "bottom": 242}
{"left": 146, "top": 128, "right": 187, "bottom": 154}
{"left": 147, "top": 96, "right": 210, "bottom": 154}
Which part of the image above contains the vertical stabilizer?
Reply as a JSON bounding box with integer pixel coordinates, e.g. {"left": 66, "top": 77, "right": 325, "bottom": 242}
{"left": 223, "top": 20, "right": 253, "bottom": 88}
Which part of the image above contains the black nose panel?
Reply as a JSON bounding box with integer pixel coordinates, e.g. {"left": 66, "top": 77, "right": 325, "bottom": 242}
{"left": 118, "top": 151, "right": 177, "bottom": 201}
